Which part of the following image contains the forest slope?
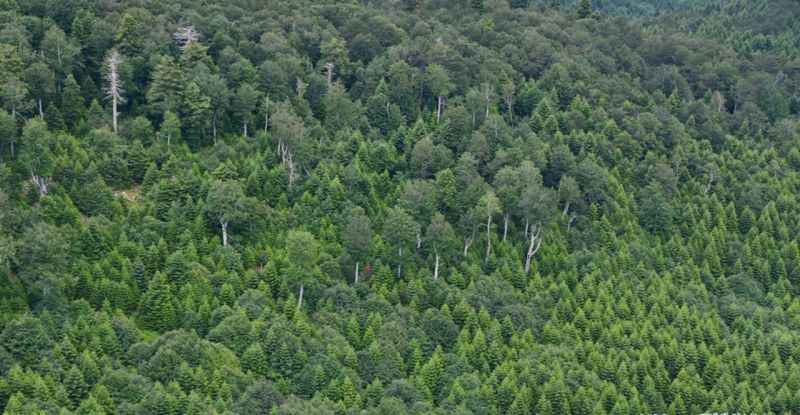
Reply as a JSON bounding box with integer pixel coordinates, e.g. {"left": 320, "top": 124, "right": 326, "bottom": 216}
{"left": 1, "top": 0, "right": 800, "bottom": 414}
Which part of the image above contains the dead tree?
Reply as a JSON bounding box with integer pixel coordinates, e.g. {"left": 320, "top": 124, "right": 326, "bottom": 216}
{"left": 31, "top": 174, "right": 50, "bottom": 196}
{"left": 263, "top": 95, "right": 271, "bottom": 134}
{"left": 433, "top": 251, "right": 440, "bottom": 280}
{"left": 524, "top": 225, "right": 543, "bottom": 274}
{"left": 324, "top": 63, "right": 334, "bottom": 88}
{"left": 104, "top": 50, "right": 124, "bottom": 134}
{"left": 174, "top": 26, "right": 201, "bottom": 50}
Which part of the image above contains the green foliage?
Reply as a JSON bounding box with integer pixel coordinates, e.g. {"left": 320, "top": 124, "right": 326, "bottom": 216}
{"left": 1, "top": 0, "right": 800, "bottom": 413}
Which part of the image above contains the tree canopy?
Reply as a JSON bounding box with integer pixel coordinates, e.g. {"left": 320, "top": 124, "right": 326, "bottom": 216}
{"left": 1, "top": 0, "right": 800, "bottom": 413}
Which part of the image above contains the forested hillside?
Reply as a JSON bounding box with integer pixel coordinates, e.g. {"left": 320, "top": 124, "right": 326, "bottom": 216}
{"left": 1, "top": 0, "right": 800, "bottom": 413}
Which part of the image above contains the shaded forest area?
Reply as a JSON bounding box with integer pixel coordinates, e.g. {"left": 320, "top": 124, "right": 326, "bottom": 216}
{"left": 1, "top": 0, "right": 800, "bottom": 413}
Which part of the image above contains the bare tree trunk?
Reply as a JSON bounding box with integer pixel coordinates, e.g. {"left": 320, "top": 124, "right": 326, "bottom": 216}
{"left": 243, "top": 121, "right": 248, "bottom": 138}
{"left": 705, "top": 172, "right": 715, "bottom": 195}
{"left": 434, "top": 252, "right": 440, "bottom": 280}
{"left": 354, "top": 262, "right": 359, "bottom": 284}
{"left": 524, "top": 218, "right": 529, "bottom": 240}
{"left": 38, "top": 98, "right": 44, "bottom": 119}
{"left": 212, "top": 109, "right": 218, "bottom": 143}
{"left": 31, "top": 174, "right": 49, "bottom": 196}
{"left": 9, "top": 106, "right": 14, "bottom": 158}
{"left": 563, "top": 201, "right": 570, "bottom": 216}
{"left": 112, "top": 95, "right": 118, "bottom": 134}
{"left": 221, "top": 220, "right": 229, "bottom": 247}
{"left": 524, "top": 225, "right": 543, "bottom": 274}
{"left": 105, "top": 50, "right": 124, "bottom": 133}
{"left": 464, "top": 228, "right": 475, "bottom": 257}
{"left": 485, "top": 215, "right": 492, "bottom": 261}
{"left": 264, "top": 96, "right": 270, "bottom": 134}
{"left": 437, "top": 96, "right": 443, "bottom": 123}
{"left": 325, "top": 63, "right": 334, "bottom": 88}
{"left": 297, "top": 284, "right": 304, "bottom": 310}
{"left": 287, "top": 157, "right": 296, "bottom": 188}
{"left": 397, "top": 247, "right": 403, "bottom": 277}
{"left": 567, "top": 214, "right": 577, "bottom": 231}
{"left": 503, "top": 213, "right": 509, "bottom": 242}
{"left": 417, "top": 232, "right": 421, "bottom": 249}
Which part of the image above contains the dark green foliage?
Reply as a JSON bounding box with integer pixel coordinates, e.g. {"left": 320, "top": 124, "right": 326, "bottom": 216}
{"left": 2, "top": 0, "right": 800, "bottom": 413}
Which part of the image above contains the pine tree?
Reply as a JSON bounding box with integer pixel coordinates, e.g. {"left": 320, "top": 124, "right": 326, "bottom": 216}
{"left": 578, "top": 0, "right": 593, "bottom": 18}
{"left": 181, "top": 81, "right": 211, "bottom": 147}
{"left": 419, "top": 346, "right": 445, "bottom": 401}
{"left": 61, "top": 74, "right": 85, "bottom": 130}
{"left": 242, "top": 343, "right": 268, "bottom": 376}
{"left": 340, "top": 376, "right": 362, "bottom": 409}
{"left": 138, "top": 272, "right": 177, "bottom": 332}
{"left": 65, "top": 365, "right": 88, "bottom": 408}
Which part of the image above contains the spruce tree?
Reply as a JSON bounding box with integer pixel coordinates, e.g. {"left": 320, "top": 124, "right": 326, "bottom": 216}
{"left": 578, "top": 0, "right": 593, "bottom": 18}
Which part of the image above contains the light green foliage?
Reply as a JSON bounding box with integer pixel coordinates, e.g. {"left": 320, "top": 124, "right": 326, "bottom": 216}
{"left": 0, "top": 0, "right": 799, "bottom": 414}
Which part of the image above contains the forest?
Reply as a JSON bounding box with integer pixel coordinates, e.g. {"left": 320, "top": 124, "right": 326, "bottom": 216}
{"left": 1, "top": 0, "right": 800, "bottom": 413}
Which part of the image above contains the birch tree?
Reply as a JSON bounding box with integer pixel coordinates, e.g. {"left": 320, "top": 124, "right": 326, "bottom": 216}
{"left": 19, "top": 119, "right": 54, "bottom": 196}
{"left": 286, "top": 230, "right": 319, "bottom": 310}
{"left": 104, "top": 50, "right": 125, "bottom": 134}
{"left": 23, "top": 61, "right": 55, "bottom": 119}
{"left": 233, "top": 83, "right": 261, "bottom": 137}
{"left": 205, "top": 180, "right": 254, "bottom": 247}
{"left": 426, "top": 64, "right": 452, "bottom": 123}
{"left": 343, "top": 207, "right": 372, "bottom": 283}
{"left": 425, "top": 213, "right": 456, "bottom": 280}
{"left": 0, "top": 111, "right": 16, "bottom": 160}
{"left": 271, "top": 101, "right": 305, "bottom": 187}
{"left": 478, "top": 190, "right": 501, "bottom": 261}
{"left": 557, "top": 175, "right": 581, "bottom": 217}
{"left": 493, "top": 165, "right": 522, "bottom": 242}
{"left": 518, "top": 178, "right": 556, "bottom": 273}
{"left": 383, "top": 207, "right": 419, "bottom": 277}
{"left": 41, "top": 26, "right": 79, "bottom": 77}
{"left": 1, "top": 77, "right": 31, "bottom": 127}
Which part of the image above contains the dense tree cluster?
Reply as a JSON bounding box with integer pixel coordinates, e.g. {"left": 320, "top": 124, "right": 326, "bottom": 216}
{"left": 1, "top": 0, "right": 800, "bottom": 413}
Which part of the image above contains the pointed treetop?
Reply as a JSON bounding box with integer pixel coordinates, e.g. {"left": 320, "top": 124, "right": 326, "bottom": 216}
{"left": 104, "top": 50, "right": 125, "bottom": 104}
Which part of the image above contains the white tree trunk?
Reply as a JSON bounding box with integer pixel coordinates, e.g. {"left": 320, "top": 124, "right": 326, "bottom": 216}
{"left": 31, "top": 174, "right": 49, "bottom": 196}
{"left": 10, "top": 107, "right": 15, "bottom": 158}
{"left": 503, "top": 213, "right": 509, "bottom": 242}
{"left": 297, "top": 284, "right": 304, "bottom": 310}
{"left": 264, "top": 96, "right": 270, "bottom": 134}
{"left": 212, "top": 109, "right": 218, "bottom": 143}
{"left": 397, "top": 247, "right": 403, "bottom": 277}
{"left": 221, "top": 220, "right": 229, "bottom": 247}
{"left": 437, "top": 96, "right": 443, "bottom": 123}
{"left": 434, "top": 252, "right": 440, "bottom": 280}
{"left": 524, "top": 218, "right": 529, "bottom": 240}
{"left": 524, "top": 226, "right": 543, "bottom": 274}
{"left": 417, "top": 232, "right": 422, "bottom": 249}
{"left": 38, "top": 98, "right": 44, "bottom": 119}
{"left": 563, "top": 201, "right": 570, "bottom": 216}
{"left": 354, "top": 262, "right": 359, "bottom": 284}
{"left": 112, "top": 95, "right": 118, "bottom": 134}
{"left": 243, "top": 121, "right": 248, "bottom": 138}
{"left": 485, "top": 215, "right": 492, "bottom": 261}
